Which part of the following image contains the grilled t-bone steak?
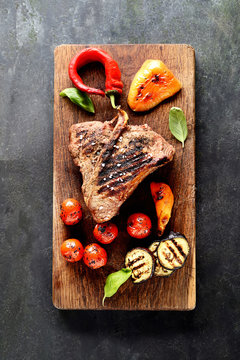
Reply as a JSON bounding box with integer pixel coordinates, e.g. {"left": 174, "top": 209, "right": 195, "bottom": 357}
{"left": 69, "top": 109, "right": 175, "bottom": 223}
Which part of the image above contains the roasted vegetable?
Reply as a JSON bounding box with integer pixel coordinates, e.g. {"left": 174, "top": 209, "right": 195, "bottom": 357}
{"left": 127, "top": 59, "right": 182, "bottom": 112}
{"left": 93, "top": 222, "right": 118, "bottom": 244}
{"left": 68, "top": 47, "right": 123, "bottom": 108}
{"left": 102, "top": 247, "right": 154, "bottom": 305}
{"left": 60, "top": 198, "right": 82, "bottom": 225}
{"left": 148, "top": 241, "right": 174, "bottom": 277}
{"left": 125, "top": 248, "right": 154, "bottom": 283}
{"left": 157, "top": 232, "right": 190, "bottom": 270}
{"left": 148, "top": 241, "right": 160, "bottom": 254}
{"left": 61, "top": 239, "right": 84, "bottom": 263}
{"left": 83, "top": 243, "right": 107, "bottom": 269}
{"left": 150, "top": 182, "right": 174, "bottom": 236}
{"left": 127, "top": 213, "right": 152, "bottom": 239}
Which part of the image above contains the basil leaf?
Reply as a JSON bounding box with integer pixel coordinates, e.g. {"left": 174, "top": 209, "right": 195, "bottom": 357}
{"left": 60, "top": 88, "right": 95, "bottom": 113}
{"left": 169, "top": 107, "right": 188, "bottom": 148}
{"left": 102, "top": 268, "right": 132, "bottom": 306}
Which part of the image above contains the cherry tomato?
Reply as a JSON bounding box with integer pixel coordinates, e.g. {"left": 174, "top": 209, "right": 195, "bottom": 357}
{"left": 60, "top": 198, "right": 82, "bottom": 225}
{"left": 61, "top": 239, "right": 84, "bottom": 263}
{"left": 83, "top": 243, "right": 107, "bottom": 269}
{"left": 127, "top": 213, "right": 152, "bottom": 239}
{"left": 93, "top": 222, "right": 118, "bottom": 244}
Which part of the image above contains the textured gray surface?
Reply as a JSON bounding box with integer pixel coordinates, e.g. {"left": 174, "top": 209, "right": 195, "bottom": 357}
{"left": 0, "top": 0, "right": 239, "bottom": 359}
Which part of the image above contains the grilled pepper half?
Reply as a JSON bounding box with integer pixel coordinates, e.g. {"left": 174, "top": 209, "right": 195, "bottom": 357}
{"left": 150, "top": 182, "right": 174, "bottom": 236}
{"left": 127, "top": 59, "right": 182, "bottom": 112}
{"left": 68, "top": 47, "right": 123, "bottom": 108}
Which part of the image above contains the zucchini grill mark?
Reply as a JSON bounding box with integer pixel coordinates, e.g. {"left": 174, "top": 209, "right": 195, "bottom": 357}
{"left": 157, "top": 233, "right": 190, "bottom": 271}
{"left": 125, "top": 248, "right": 154, "bottom": 283}
{"left": 148, "top": 241, "right": 174, "bottom": 277}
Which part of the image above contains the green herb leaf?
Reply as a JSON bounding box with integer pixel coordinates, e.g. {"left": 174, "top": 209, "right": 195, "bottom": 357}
{"left": 169, "top": 107, "right": 188, "bottom": 148}
{"left": 102, "top": 268, "right": 132, "bottom": 306}
{"left": 60, "top": 88, "right": 95, "bottom": 113}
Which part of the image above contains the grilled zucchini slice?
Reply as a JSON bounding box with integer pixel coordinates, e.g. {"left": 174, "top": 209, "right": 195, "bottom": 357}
{"left": 149, "top": 241, "right": 174, "bottom": 277}
{"left": 157, "top": 232, "right": 190, "bottom": 270}
{"left": 125, "top": 248, "right": 154, "bottom": 283}
{"left": 148, "top": 241, "right": 160, "bottom": 254}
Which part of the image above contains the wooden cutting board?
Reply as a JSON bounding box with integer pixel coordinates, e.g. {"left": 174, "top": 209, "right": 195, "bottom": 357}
{"left": 53, "top": 44, "right": 196, "bottom": 310}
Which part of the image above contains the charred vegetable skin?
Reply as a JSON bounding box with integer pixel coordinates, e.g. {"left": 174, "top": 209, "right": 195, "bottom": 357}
{"left": 157, "top": 232, "right": 190, "bottom": 270}
{"left": 150, "top": 182, "right": 174, "bottom": 236}
{"left": 148, "top": 241, "right": 174, "bottom": 277}
{"left": 83, "top": 243, "right": 107, "bottom": 269}
{"left": 127, "top": 213, "right": 152, "bottom": 239}
{"left": 125, "top": 248, "right": 155, "bottom": 283}
{"left": 61, "top": 239, "right": 84, "bottom": 263}
{"left": 127, "top": 59, "right": 182, "bottom": 112}
{"left": 93, "top": 222, "right": 118, "bottom": 244}
{"left": 60, "top": 198, "right": 82, "bottom": 225}
{"left": 68, "top": 48, "right": 123, "bottom": 108}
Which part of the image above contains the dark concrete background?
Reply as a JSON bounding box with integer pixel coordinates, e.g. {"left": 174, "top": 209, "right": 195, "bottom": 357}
{"left": 0, "top": 0, "right": 239, "bottom": 359}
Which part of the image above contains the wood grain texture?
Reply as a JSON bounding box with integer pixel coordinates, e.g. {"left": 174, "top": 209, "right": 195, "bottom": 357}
{"left": 53, "top": 44, "right": 195, "bottom": 310}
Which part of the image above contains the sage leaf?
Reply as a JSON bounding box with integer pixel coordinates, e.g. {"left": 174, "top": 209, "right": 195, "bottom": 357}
{"left": 102, "top": 268, "right": 132, "bottom": 306}
{"left": 60, "top": 87, "right": 95, "bottom": 113}
{"left": 169, "top": 107, "right": 188, "bottom": 148}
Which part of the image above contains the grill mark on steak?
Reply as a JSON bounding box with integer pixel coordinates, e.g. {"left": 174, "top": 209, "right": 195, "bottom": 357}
{"left": 100, "top": 133, "right": 147, "bottom": 162}
{"left": 97, "top": 158, "right": 154, "bottom": 193}
{"left": 101, "top": 138, "right": 119, "bottom": 161}
{"left": 84, "top": 147, "right": 95, "bottom": 155}
{"left": 97, "top": 155, "right": 168, "bottom": 190}
{"left": 102, "top": 152, "right": 145, "bottom": 169}
{"left": 97, "top": 136, "right": 155, "bottom": 184}
{"left": 99, "top": 114, "right": 128, "bottom": 164}
{"left": 68, "top": 109, "right": 175, "bottom": 223}
{"left": 81, "top": 136, "right": 98, "bottom": 149}
{"left": 129, "top": 137, "right": 150, "bottom": 148}
{"left": 97, "top": 183, "right": 126, "bottom": 195}
{"left": 76, "top": 130, "right": 88, "bottom": 138}
{"left": 99, "top": 137, "right": 150, "bottom": 172}
{"left": 98, "top": 153, "right": 148, "bottom": 180}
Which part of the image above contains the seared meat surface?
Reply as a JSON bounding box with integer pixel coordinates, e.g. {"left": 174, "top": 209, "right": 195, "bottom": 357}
{"left": 69, "top": 116, "right": 117, "bottom": 186}
{"left": 69, "top": 110, "right": 175, "bottom": 223}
